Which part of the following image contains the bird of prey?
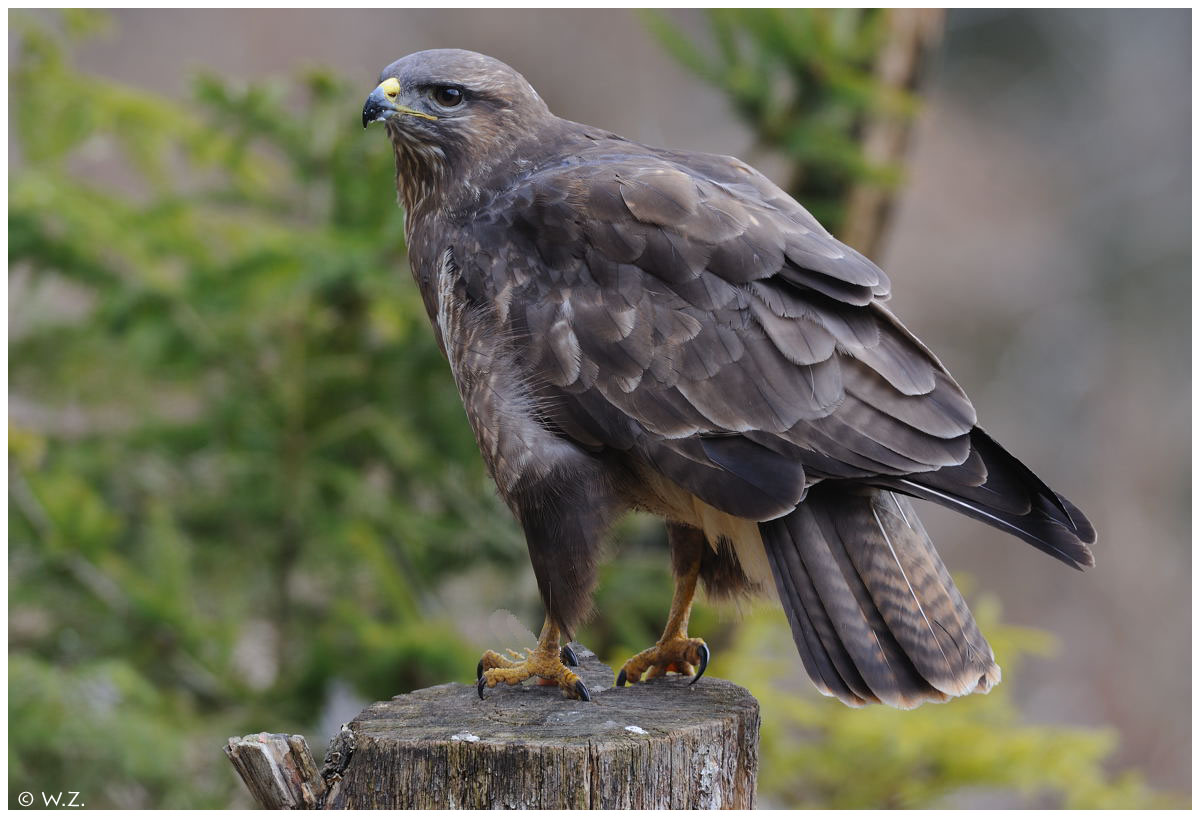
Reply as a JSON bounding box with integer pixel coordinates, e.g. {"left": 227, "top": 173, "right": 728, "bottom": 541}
{"left": 363, "top": 49, "right": 1095, "bottom": 707}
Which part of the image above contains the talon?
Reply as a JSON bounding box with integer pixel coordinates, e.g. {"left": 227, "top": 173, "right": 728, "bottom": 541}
{"left": 574, "top": 679, "right": 592, "bottom": 702}
{"left": 617, "top": 636, "right": 707, "bottom": 689}
{"left": 690, "top": 643, "right": 710, "bottom": 685}
{"left": 474, "top": 631, "right": 584, "bottom": 701}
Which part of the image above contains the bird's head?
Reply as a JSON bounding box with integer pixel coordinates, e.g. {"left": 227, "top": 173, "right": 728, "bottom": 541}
{"left": 363, "top": 49, "right": 551, "bottom": 210}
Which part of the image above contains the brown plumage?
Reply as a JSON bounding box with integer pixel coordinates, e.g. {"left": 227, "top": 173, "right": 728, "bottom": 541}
{"left": 363, "top": 49, "right": 1096, "bottom": 707}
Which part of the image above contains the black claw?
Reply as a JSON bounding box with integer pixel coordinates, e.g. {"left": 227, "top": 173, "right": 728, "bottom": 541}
{"left": 574, "top": 679, "right": 592, "bottom": 702}
{"left": 616, "top": 669, "right": 627, "bottom": 687}
{"left": 561, "top": 644, "right": 579, "bottom": 667}
{"left": 477, "top": 676, "right": 487, "bottom": 699}
{"left": 690, "top": 643, "right": 710, "bottom": 686}
{"left": 476, "top": 660, "right": 484, "bottom": 681}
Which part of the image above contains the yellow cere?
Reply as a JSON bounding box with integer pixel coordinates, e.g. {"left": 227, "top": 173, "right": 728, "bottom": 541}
{"left": 379, "top": 77, "right": 402, "bottom": 99}
{"left": 376, "top": 78, "right": 439, "bottom": 121}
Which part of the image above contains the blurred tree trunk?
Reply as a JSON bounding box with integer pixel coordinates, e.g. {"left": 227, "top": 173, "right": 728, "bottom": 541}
{"left": 646, "top": 8, "right": 947, "bottom": 254}
{"left": 842, "top": 9, "right": 944, "bottom": 256}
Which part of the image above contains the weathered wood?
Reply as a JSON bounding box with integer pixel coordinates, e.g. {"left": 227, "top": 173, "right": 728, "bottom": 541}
{"left": 225, "top": 644, "right": 760, "bottom": 809}
{"left": 224, "top": 732, "right": 328, "bottom": 809}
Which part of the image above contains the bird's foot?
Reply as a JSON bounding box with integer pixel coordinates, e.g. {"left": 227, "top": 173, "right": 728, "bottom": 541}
{"left": 476, "top": 644, "right": 590, "bottom": 701}
{"left": 616, "top": 636, "right": 709, "bottom": 687}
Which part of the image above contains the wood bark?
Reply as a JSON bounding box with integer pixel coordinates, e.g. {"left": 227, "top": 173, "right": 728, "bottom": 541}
{"left": 225, "top": 645, "right": 760, "bottom": 809}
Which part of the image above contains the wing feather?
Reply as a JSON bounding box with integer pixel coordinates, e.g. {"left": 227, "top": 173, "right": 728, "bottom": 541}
{"left": 461, "top": 147, "right": 979, "bottom": 520}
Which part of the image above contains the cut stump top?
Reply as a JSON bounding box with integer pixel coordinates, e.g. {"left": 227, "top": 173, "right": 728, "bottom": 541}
{"left": 352, "top": 644, "right": 757, "bottom": 748}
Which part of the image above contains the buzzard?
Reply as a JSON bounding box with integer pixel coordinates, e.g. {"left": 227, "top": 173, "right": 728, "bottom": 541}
{"left": 363, "top": 50, "right": 1095, "bottom": 707}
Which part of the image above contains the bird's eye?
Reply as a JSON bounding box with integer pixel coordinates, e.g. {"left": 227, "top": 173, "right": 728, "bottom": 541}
{"left": 432, "top": 86, "right": 464, "bottom": 108}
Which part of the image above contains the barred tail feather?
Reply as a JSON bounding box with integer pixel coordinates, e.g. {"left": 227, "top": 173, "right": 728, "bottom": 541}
{"left": 761, "top": 485, "right": 1001, "bottom": 708}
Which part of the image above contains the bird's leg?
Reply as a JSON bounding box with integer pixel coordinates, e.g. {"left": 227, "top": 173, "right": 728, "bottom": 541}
{"left": 477, "top": 616, "right": 590, "bottom": 701}
{"left": 616, "top": 528, "right": 710, "bottom": 686}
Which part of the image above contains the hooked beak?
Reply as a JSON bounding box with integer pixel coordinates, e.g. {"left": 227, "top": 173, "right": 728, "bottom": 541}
{"left": 362, "top": 77, "right": 438, "bottom": 128}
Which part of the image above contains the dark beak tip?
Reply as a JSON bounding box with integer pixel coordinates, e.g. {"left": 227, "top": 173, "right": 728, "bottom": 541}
{"left": 362, "top": 83, "right": 398, "bottom": 131}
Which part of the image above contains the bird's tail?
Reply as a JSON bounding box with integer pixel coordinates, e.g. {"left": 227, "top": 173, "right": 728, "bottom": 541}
{"left": 883, "top": 427, "right": 1096, "bottom": 570}
{"left": 760, "top": 485, "right": 1001, "bottom": 708}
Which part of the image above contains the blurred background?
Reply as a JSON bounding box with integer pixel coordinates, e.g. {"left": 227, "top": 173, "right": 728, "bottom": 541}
{"left": 8, "top": 9, "right": 1189, "bottom": 809}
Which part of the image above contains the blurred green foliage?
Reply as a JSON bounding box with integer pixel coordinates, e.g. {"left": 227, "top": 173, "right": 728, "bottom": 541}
{"left": 644, "top": 8, "right": 914, "bottom": 233}
{"left": 9, "top": 10, "right": 528, "bottom": 808}
{"left": 714, "top": 599, "right": 1175, "bottom": 809}
{"left": 8, "top": 10, "right": 1175, "bottom": 809}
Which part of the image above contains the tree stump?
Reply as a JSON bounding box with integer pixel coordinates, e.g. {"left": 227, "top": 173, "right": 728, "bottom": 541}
{"left": 225, "top": 644, "right": 760, "bottom": 809}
